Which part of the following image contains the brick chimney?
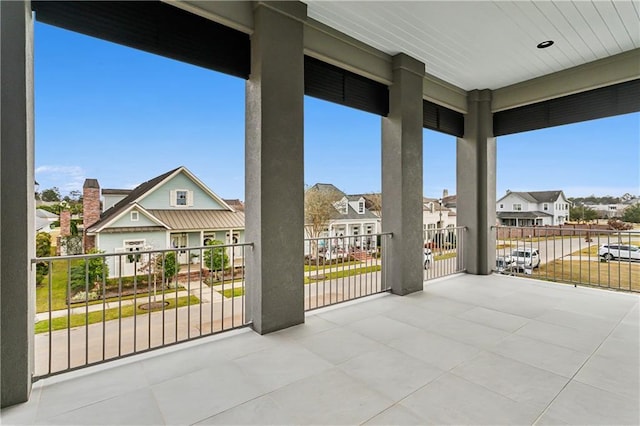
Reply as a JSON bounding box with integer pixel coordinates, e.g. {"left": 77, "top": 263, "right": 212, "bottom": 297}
{"left": 83, "top": 178, "right": 100, "bottom": 252}
{"left": 59, "top": 209, "right": 71, "bottom": 237}
{"left": 443, "top": 189, "right": 449, "bottom": 198}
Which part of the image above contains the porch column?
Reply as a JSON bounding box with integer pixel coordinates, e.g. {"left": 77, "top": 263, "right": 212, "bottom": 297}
{"left": 457, "top": 89, "right": 496, "bottom": 274}
{"left": 245, "top": 1, "right": 305, "bottom": 334}
{"left": 382, "top": 53, "right": 425, "bottom": 295}
{"left": 1, "top": 0, "right": 35, "bottom": 407}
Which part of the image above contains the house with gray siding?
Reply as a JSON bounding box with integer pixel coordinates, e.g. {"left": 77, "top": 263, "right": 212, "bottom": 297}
{"left": 496, "top": 190, "right": 571, "bottom": 226}
{"left": 84, "top": 166, "right": 245, "bottom": 277}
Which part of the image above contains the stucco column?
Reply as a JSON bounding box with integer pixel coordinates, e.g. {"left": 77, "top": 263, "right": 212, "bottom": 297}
{"left": 245, "top": 1, "right": 305, "bottom": 334}
{"left": 382, "top": 53, "right": 425, "bottom": 295}
{"left": 1, "top": 0, "right": 35, "bottom": 407}
{"left": 456, "top": 89, "right": 496, "bottom": 274}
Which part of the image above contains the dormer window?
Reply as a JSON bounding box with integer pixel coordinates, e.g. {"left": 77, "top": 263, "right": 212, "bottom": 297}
{"left": 358, "top": 201, "right": 365, "bottom": 214}
{"left": 177, "top": 191, "right": 187, "bottom": 205}
{"left": 171, "top": 189, "right": 193, "bottom": 207}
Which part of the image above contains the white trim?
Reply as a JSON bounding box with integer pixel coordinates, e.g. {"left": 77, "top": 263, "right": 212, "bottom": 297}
{"left": 87, "top": 203, "right": 170, "bottom": 233}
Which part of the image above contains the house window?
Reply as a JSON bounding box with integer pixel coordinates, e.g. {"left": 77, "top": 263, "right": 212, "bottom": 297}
{"left": 513, "top": 204, "right": 522, "bottom": 211}
{"left": 499, "top": 204, "right": 504, "bottom": 209}
{"left": 131, "top": 211, "right": 139, "bottom": 221}
{"left": 176, "top": 190, "right": 187, "bottom": 205}
{"left": 543, "top": 203, "right": 548, "bottom": 211}
{"left": 124, "top": 239, "right": 145, "bottom": 263}
{"left": 171, "top": 189, "right": 193, "bottom": 207}
{"left": 226, "top": 232, "right": 239, "bottom": 244}
{"left": 358, "top": 201, "right": 365, "bottom": 214}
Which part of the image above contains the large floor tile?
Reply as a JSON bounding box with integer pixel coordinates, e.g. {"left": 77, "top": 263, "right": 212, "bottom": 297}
{"left": 387, "top": 329, "right": 482, "bottom": 371}
{"left": 544, "top": 380, "right": 639, "bottom": 425}
{"left": 456, "top": 306, "right": 530, "bottom": 332}
{"left": 574, "top": 353, "right": 640, "bottom": 401}
{"left": 427, "top": 315, "right": 511, "bottom": 349}
{"left": 231, "top": 341, "right": 333, "bottom": 391}
{"left": 489, "top": 334, "right": 590, "bottom": 378}
{"left": 400, "top": 373, "right": 541, "bottom": 425}
{"left": 150, "top": 361, "right": 266, "bottom": 425}
{"left": 297, "top": 326, "right": 386, "bottom": 365}
{"left": 364, "top": 404, "right": 428, "bottom": 425}
{"left": 37, "top": 388, "right": 164, "bottom": 425}
{"left": 337, "top": 346, "right": 444, "bottom": 400}
{"left": 35, "top": 362, "right": 149, "bottom": 421}
{"left": 451, "top": 351, "right": 569, "bottom": 410}
{"left": 195, "top": 395, "right": 295, "bottom": 425}
{"left": 267, "top": 368, "right": 394, "bottom": 425}
{"left": 516, "top": 319, "right": 606, "bottom": 354}
{"left": 345, "top": 315, "right": 424, "bottom": 344}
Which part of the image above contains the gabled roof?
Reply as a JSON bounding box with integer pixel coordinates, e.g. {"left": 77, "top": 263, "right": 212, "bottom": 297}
{"left": 88, "top": 166, "right": 235, "bottom": 232}
{"left": 87, "top": 203, "right": 170, "bottom": 233}
{"left": 497, "top": 190, "right": 565, "bottom": 204}
{"left": 308, "top": 183, "right": 346, "bottom": 196}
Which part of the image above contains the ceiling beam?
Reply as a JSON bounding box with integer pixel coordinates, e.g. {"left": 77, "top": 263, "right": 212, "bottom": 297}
{"left": 493, "top": 49, "right": 640, "bottom": 112}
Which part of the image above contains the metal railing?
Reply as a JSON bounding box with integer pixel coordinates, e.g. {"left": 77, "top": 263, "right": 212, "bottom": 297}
{"left": 304, "top": 233, "right": 391, "bottom": 310}
{"left": 494, "top": 225, "right": 639, "bottom": 293}
{"left": 32, "top": 242, "right": 251, "bottom": 379}
{"left": 424, "top": 226, "right": 467, "bottom": 281}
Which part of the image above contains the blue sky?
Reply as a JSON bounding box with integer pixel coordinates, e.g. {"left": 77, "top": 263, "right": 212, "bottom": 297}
{"left": 35, "top": 22, "right": 639, "bottom": 201}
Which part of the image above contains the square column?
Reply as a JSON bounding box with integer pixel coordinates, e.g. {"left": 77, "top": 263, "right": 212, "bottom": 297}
{"left": 245, "top": 1, "right": 306, "bottom": 334}
{"left": 1, "top": 0, "right": 35, "bottom": 407}
{"left": 456, "top": 89, "right": 496, "bottom": 274}
{"left": 382, "top": 54, "right": 425, "bottom": 295}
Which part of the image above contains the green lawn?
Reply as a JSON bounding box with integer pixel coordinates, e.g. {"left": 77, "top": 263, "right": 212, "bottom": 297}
{"left": 35, "top": 295, "right": 199, "bottom": 334}
{"left": 221, "top": 287, "right": 245, "bottom": 298}
{"left": 36, "top": 259, "right": 183, "bottom": 313}
{"left": 304, "top": 260, "right": 364, "bottom": 272}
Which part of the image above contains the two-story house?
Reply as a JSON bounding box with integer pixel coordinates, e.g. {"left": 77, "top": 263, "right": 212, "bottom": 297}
{"left": 496, "top": 190, "right": 571, "bottom": 227}
{"left": 305, "top": 183, "right": 381, "bottom": 251}
{"left": 83, "top": 166, "right": 245, "bottom": 277}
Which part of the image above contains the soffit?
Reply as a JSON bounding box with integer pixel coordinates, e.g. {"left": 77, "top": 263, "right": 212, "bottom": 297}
{"left": 304, "top": 1, "right": 639, "bottom": 91}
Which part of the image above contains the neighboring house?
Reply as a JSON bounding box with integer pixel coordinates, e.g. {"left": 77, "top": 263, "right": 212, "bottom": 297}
{"left": 584, "top": 200, "right": 639, "bottom": 219}
{"left": 422, "top": 196, "right": 456, "bottom": 244}
{"left": 305, "top": 183, "right": 381, "bottom": 251}
{"left": 35, "top": 209, "right": 58, "bottom": 233}
{"left": 83, "top": 166, "right": 245, "bottom": 277}
{"left": 497, "top": 190, "right": 571, "bottom": 226}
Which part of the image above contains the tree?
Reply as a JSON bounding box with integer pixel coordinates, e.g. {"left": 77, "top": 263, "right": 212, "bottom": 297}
{"left": 40, "top": 187, "right": 61, "bottom": 202}
{"left": 155, "top": 251, "right": 179, "bottom": 285}
{"left": 608, "top": 218, "right": 633, "bottom": 231}
{"left": 203, "top": 240, "right": 229, "bottom": 274}
{"left": 363, "top": 193, "right": 382, "bottom": 217}
{"left": 569, "top": 205, "right": 597, "bottom": 222}
{"left": 304, "top": 185, "right": 342, "bottom": 259}
{"left": 70, "top": 249, "right": 109, "bottom": 293}
{"left": 35, "top": 232, "right": 51, "bottom": 285}
{"left": 622, "top": 204, "right": 640, "bottom": 223}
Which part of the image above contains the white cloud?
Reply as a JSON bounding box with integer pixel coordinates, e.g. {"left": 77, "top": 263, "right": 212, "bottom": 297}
{"left": 35, "top": 165, "right": 86, "bottom": 194}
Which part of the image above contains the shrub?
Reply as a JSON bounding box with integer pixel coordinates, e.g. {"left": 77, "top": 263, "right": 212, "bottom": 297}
{"left": 203, "top": 240, "right": 229, "bottom": 272}
{"left": 70, "top": 249, "right": 109, "bottom": 293}
{"left": 35, "top": 232, "right": 51, "bottom": 285}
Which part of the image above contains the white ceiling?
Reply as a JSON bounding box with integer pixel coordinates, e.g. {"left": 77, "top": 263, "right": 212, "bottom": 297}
{"left": 304, "top": 1, "right": 640, "bottom": 91}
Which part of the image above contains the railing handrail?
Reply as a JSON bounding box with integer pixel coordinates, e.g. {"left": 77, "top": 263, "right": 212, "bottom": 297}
{"left": 32, "top": 241, "right": 255, "bottom": 263}
{"left": 304, "top": 232, "right": 392, "bottom": 242}
{"left": 493, "top": 224, "right": 638, "bottom": 235}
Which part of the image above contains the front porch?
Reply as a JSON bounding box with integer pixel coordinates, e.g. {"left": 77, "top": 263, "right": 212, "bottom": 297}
{"left": 3, "top": 274, "right": 638, "bottom": 425}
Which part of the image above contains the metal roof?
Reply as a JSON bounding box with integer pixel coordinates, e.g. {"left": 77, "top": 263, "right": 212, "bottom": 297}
{"left": 497, "top": 211, "right": 554, "bottom": 219}
{"left": 148, "top": 210, "right": 245, "bottom": 231}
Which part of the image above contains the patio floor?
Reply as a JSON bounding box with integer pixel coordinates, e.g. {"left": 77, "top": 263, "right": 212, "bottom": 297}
{"left": 2, "top": 274, "right": 638, "bottom": 425}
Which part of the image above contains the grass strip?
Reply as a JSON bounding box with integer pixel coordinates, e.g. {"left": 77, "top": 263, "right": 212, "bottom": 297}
{"left": 35, "top": 295, "right": 199, "bottom": 334}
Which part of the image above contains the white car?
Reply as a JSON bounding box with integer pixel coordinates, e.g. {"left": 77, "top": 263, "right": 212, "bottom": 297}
{"left": 598, "top": 244, "right": 640, "bottom": 261}
{"left": 496, "top": 256, "right": 532, "bottom": 275}
{"left": 510, "top": 248, "right": 540, "bottom": 269}
{"left": 424, "top": 248, "right": 433, "bottom": 269}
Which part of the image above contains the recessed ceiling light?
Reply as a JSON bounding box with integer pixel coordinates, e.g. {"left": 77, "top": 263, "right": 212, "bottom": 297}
{"left": 537, "top": 40, "right": 554, "bottom": 49}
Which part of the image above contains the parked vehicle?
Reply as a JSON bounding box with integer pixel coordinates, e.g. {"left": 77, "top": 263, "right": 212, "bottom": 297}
{"left": 598, "top": 244, "right": 640, "bottom": 261}
{"left": 424, "top": 248, "right": 433, "bottom": 269}
{"left": 510, "top": 248, "right": 540, "bottom": 269}
{"left": 496, "top": 256, "right": 515, "bottom": 275}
